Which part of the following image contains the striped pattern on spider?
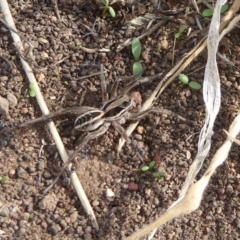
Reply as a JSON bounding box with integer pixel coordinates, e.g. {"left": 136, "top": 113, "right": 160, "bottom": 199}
{"left": 20, "top": 66, "right": 186, "bottom": 166}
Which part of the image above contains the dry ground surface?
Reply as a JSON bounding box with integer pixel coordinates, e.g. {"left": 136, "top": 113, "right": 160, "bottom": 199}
{"left": 0, "top": 0, "right": 240, "bottom": 239}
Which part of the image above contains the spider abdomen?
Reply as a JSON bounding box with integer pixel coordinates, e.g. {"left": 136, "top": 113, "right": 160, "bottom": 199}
{"left": 74, "top": 110, "right": 105, "bottom": 131}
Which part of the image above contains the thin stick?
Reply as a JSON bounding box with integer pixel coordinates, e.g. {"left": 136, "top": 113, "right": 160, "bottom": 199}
{"left": 0, "top": 0, "right": 99, "bottom": 231}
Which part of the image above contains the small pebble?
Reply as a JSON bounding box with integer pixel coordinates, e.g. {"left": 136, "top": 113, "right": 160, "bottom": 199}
{"left": 17, "top": 167, "right": 28, "bottom": 179}
{"left": 145, "top": 188, "right": 151, "bottom": 195}
{"left": 134, "top": 134, "right": 142, "bottom": 141}
{"left": 128, "top": 182, "right": 138, "bottom": 191}
{"left": 106, "top": 189, "right": 115, "bottom": 197}
{"left": 17, "top": 227, "right": 26, "bottom": 236}
{"left": 48, "top": 225, "right": 59, "bottom": 235}
{"left": 92, "top": 200, "right": 99, "bottom": 206}
{"left": 38, "top": 193, "right": 58, "bottom": 211}
{"left": 0, "top": 96, "right": 9, "bottom": 115}
{"left": 137, "top": 126, "right": 144, "bottom": 134}
{"left": 7, "top": 93, "right": 18, "bottom": 108}
{"left": 69, "top": 211, "right": 78, "bottom": 223}
{"left": 187, "top": 16, "right": 196, "bottom": 25}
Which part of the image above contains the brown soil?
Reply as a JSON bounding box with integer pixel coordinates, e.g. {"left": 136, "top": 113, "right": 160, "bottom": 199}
{"left": 0, "top": 1, "right": 240, "bottom": 239}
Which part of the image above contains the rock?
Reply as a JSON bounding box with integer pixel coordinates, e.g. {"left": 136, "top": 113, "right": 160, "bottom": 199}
{"left": 17, "top": 167, "right": 28, "bottom": 179}
{"left": 7, "top": 93, "right": 18, "bottom": 108}
{"left": 187, "top": 16, "right": 196, "bottom": 25}
{"left": 0, "top": 96, "right": 9, "bottom": 115}
{"left": 160, "top": 38, "right": 168, "bottom": 50}
{"left": 21, "top": 212, "right": 30, "bottom": 220}
{"left": 134, "top": 134, "right": 142, "bottom": 141}
{"left": 92, "top": 200, "right": 99, "bottom": 206}
{"left": 17, "top": 227, "right": 26, "bottom": 236}
{"left": 106, "top": 189, "right": 114, "bottom": 197}
{"left": 128, "top": 182, "right": 138, "bottom": 191}
{"left": 145, "top": 188, "right": 151, "bottom": 195}
{"left": 38, "top": 193, "right": 58, "bottom": 211}
{"left": 84, "top": 233, "right": 93, "bottom": 240}
{"left": 137, "top": 126, "right": 144, "bottom": 134}
{"left": 48, "top": 225, "right": 59, "bottom": 235}
{"left": 69, "top": 211, "right": 78, "bottom": 223}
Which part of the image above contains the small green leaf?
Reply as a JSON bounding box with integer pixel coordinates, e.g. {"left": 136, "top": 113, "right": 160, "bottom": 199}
{"left": 29, "top": 83, "right": 36, "bottom": 97}
{"left": 174, "top": 32, "right": 181, "bottom": 39}
{"left": 29, "top": 82, "right": 35, "bottom": 90}
{"left": 101, "top": 0, "right": 108, "bottom": 6}
{"left": 178, "top": 26, "right": 185, "bottom": 34}
{"left": 133, "top": 62, "right": 143, "bottom": 76}
{"left": 29, "top": 90, "right": 36, "bottom": 97}
{"left": 221, "top": 4, "right": 229, "bottom": 13}
{"left": 189, "top": 81, "right": 201, "bottom": 90}
{"left": 152, "top": 171, "right": 166, "bottom": 178}
{"left": 202, "top": 8, "right": 214, "bottom": 17}
{"left": 202, "top": 5, "right": 229, "bottom": 17}
{"left": 0, "top": 176, "right": 9, "bottom": 184}
{"left": 148, "top": 161, "right": 156, "bottom": 170}
{"left": 132, "top": 38, "right": 142, "bottom": 62}
{"left": 108, "top": 6, "right": 116, "bottom": 18}
{"left": 178, "top": 73, "right": 189, "bottom": 84}
{"left": 174, "top": 27, "right": 185, "bottom": 39}
{"left": 141, "top": 166, "right": 149, "bottom": 172}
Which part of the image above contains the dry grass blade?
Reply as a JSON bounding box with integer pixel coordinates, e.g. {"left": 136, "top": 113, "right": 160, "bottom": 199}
{"left": 118, "top": 0, "right": 240, "bottom": 153}
{"left": 129, "top": 13, "right": 157, "bottom": 26}
{"left": 191, "top": 0, "right": 200, "bottom": 13}
{"left": 223, "top": 129, "right": 240, "bottom": 145}
{"left": 124, "top": 0, "right": 240, "bottom": 239}
{"left": 125, "top": 111, "right": 240, "bottom": 240}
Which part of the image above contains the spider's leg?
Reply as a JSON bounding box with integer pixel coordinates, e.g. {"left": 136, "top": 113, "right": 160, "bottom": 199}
{"left": 124, "top": 109, "right": 155, "bottom": 121}
{"left": 110, "top": 81, "right": 119, "bottom": 98}
{"left": 19, "top": 106, "right": 100, "bottom": 127}
{"left": 112, "top": 121, "right": 131, "bottom": 143}
{"left": 120, "top": 71, "right": 162, "bottom": 95}
{"left": 43, "top": 123, "right": 110, "bottom": 194}
{"left": 125, "top": 108, "right": 186, "bottom": 121}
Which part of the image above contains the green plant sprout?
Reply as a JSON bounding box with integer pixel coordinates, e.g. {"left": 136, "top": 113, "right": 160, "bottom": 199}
{"left": 0, "top": 176, "right": 9, "bottom": 184}
{"left": 101, "top": 0, "right": 116, "bottom": 18}
{"left": 132, "top": 38, "right": 143, "bottom": 76}
{"left": 202, "top": 4, "right": 229, "bottom": 17}
{"left": 174, "top": 26, "right": 185, "bottom": 39}
{"left": 29, "top": 82, "right": 36, "bottom": 97}
{"left": 141, "top": 161, "right": 167, "bottom": 180}
{"left": 152, "top": 171, "right": 166, "bottom": 179}
{"left": 178, "top": 73, "right": 201, "bottom": 90}
{"left": 172, "top": 26, "right": 186, "bottom": 65}
{"left": 141, "top": 161, "right": 156, "bottom": 172}
{"left": 75, "top": 42, "right": 81, "bottom": 48}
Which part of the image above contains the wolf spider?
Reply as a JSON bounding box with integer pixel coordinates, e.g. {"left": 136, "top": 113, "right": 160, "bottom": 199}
{"left": 20, "top": 68, "right": 185, "bottom": 173}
